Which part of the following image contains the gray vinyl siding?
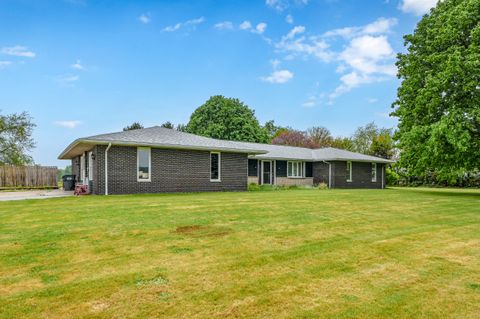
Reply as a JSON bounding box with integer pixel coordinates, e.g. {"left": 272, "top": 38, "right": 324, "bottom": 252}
{"left": 93, "top": 145, "right": 247, "bottom": 195}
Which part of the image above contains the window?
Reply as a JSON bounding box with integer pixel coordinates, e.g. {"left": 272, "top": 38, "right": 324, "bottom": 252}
{"left": 137, "top": 147, "right": 151, "bottom": 182}
{"left": 371, "top": 163, "right": 377, "bottom": 182}
{"left": 346, "top": 161, "right": 352, "bottom": 182}
{"left": 287, "top": 161, "right": 304, "bottom": 178}
{"left": 210, "top": 152, "right": 221, "bottom": 182}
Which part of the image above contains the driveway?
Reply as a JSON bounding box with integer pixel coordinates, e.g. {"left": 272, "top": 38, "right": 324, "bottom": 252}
{"left": 0, "top": 189, "right": 73, "bottom": 201}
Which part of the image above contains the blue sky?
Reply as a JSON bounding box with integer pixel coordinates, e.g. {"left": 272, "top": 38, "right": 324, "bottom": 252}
{"left": 0, "top": 0, "right": 437, "bottom": 167}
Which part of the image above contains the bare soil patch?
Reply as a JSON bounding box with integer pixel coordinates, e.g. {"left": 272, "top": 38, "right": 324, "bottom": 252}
{"left": 174, "top": 225, "right": 233, "bottom": 237}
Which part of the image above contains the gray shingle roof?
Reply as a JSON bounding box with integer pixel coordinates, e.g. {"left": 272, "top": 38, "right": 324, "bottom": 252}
{"left": 58, "top": 126, "right": 394, "bottom": 163}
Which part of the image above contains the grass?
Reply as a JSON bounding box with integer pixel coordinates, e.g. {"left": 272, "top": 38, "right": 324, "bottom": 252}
{"left": 0, "top": 187, "right": 479, "bottom": 318}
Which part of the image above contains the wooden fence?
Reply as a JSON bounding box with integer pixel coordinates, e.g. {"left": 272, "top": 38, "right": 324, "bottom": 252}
{"left": 0, "top": 165, "right": 58, "bottom": 189}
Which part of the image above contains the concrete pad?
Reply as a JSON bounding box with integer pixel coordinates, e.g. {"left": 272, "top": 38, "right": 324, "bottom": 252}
{"left": 0, "top": 189, "right": 73, "bottom": 201}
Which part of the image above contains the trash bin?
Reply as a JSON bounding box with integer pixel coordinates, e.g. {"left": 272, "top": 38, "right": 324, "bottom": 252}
{"left": 62, "top": 175, "right": 76, "bottom": 191}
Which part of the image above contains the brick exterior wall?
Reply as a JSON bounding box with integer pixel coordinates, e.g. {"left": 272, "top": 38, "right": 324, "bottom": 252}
{"left": 92, "top": 145, "right": 248, "bottom": 195}
{"left": 276, "top": 177, "right": 313, "bottom": 186}
{"left": 331, "top": 161, "right": 385, "bottom": 189}
{"left": 72, "top": 146, "right": 386, "bottom": 192}
{"left": 313, "top": 162, "right": 330, "bottom": 185}
{"left": 71, "top": 156, "right": 81, "bottom": 183}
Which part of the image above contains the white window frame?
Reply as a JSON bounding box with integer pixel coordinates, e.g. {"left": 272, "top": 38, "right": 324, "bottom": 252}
{"left": 210, "top": 152, "right": 221, "bottom": 182}
{"left": 287, "top": 161, "right": 305, "bottom": 178}
{"left": 371, "top": 163, "right": 377, "bottom": 182}
{"left": 80, "top": 153, "right": 86, "bottom": 183}
{"left": 346, "top": 161, "right": 352, "bottom": 182}
{"left": 88, "top": 151, "right": 94, "bottom": 181}
{"left": 137, "top": 147, "right": 151, "bottom": 182}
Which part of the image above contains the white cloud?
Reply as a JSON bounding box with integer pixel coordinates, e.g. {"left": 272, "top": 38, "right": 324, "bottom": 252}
{"left": 266, "top": 0, "right": 287, "bottom": 11}
{"left": 253, "top": 23, "right": 267, "bottom": 34}
{"left": 368, "top": 98, "right": 379, "bottom": 103}
{"left": 400, "top": 0, "right": 438, "bottom": 15}
{"left": 214, "top": 21, "right": 234, "bottom": 30}
{"left": 56, "top": 74, "right": 80, "bottom": 86}
{"left": 163, "top": 17, "right": 205, "bottom": 32}
{"left": 323, "top": 17, "right": 397, "bottom": 38}
{"left": 261, "top": 69, "right": 294, "bottom": 84}
{"left": 54, "top": 120, "right": 82, "bottom": 128}
{"left": 271, "top": 17, "right": 398, "bottom": 102}
{"left": 1, "top": 45, "right": 36, "bottom": 58}
{"left": 302, "top": 101, "right": 315, "bottom": 107}
{"left": 138, "top": 13, "right": 151, "bottom": 24}
{"left": 239, "top": 21, "right": 268, "bottom": 35}
{"left": 71, "top": 59, "right": 84, "bottom": 70}
{"left": 362, "top": 17, "right": 398, "bottom": 34}
{"left": 339, "top": 35, "right": 395, "bottom": 75}
{"left": 285, "top": 25, "right": 305, "bottom": 39}
{"left": 266, "top": 0, "right": 309, "bottom": 11}
{"left": 275, "top": 26, "right": 332, "bottom": 62}
{"left": 336, "top": 64, "right": 347, "bottom": 73}
{"left": 329, "top": 35, "right": 396, "bottom": 100}
{"left": 0, "top": 61, "right": 12, "bottom": 69}
{"left": 285, "top": 14, "right": 294, "bottom": 24}
{"left": 302, "top": 96, "right": 316, "bottom": 107}
{"left": 270, "top": 59, "right": 281, "bottom": 69}
{"left": 239, "top": 20, "right": 252, "bottom": 30}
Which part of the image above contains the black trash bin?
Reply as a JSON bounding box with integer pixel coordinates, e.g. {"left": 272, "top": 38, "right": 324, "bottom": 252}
{"left": 62, "top": 175, "right": 76, "bottom": 191}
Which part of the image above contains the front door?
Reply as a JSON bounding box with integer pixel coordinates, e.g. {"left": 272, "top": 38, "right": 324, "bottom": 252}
{"left": 262, "top": 161, "right": 272, "bottom": 185}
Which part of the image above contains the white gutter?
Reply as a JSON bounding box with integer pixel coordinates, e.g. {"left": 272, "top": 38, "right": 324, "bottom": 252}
{"left": 323, "top": 161, "right": 332, "bottom": 189}
{"left": 105, "top": 143, "right": 112, "bottom": 195}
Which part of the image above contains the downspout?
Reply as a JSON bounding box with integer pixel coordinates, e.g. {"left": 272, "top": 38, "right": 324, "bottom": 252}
{"left": 104, "top": 143, "right": 112, "bottom": 195}
{"left": 322, "top": 161, "right": 332, "bottom": 189}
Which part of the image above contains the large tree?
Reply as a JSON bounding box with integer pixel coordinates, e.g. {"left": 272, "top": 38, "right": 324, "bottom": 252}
{"left": 123, "top": 122, "right": 144, "bottom": 131}
{"left": 392, "top": 0, "right": 480, "bottom": 181}
{"left": 350, "top": 122, "right": 395, "bottom": 159}
{"left": 307, "top": 126, "right": 333, "bottom": 147}
{"left": 160, "top": 121, "right": 174, "bottom": 129}
{"left": 0, "top": 111, "right": 36, "bottom": 165}
{"left": 186, "top": 95, "right": 268, "bottom": 143}
{"left": 272, "top": 129, "right": 319, "bottom": 148}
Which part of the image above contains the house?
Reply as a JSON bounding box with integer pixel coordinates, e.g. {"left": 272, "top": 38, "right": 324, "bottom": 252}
{"left": 58, "top": 126, "right": 393, "bottom": 195}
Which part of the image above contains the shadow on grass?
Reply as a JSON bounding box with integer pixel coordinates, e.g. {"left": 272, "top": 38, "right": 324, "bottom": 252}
{"left": 391, "top": 187, "right": 480, "bottom": 199}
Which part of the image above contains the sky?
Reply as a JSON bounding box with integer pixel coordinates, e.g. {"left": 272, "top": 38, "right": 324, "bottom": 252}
{"left": 0, "top": 0, "right": 437, "bottom": 167}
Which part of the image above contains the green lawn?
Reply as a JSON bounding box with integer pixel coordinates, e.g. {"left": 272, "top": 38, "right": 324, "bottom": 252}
{"left": 1, "top": 188, "right": 479, "bottom": 318}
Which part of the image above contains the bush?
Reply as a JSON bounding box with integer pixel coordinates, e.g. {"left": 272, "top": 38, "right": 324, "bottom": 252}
{"left": 316, "top": 183, "right": 328, "bottom": 189}
{"left": 248, "top": 183, "right": 261, "bottom": 191}
{"left": 248, "top": 183, "right": 329, "bottom": 191}
{"left": 386, "top": 168, "right": 400, "bottom": 186}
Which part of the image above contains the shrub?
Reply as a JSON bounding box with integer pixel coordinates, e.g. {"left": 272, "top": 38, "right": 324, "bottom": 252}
{"left": 316, "top": 183, "right": 328, "bottom": 190}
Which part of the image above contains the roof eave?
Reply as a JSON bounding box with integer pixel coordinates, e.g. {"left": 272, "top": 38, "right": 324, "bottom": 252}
{"left": 316, "top": 157, "right": 395, "bottom": 164}
{"left": 58, "top": 139, "right": 267, "bottom": 160}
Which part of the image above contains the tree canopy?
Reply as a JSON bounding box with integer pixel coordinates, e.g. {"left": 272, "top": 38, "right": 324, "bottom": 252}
{"left": 186, "top": 95, "right": 268, "bottom": 143}
{"left": 123, "top": 122, "right": 144, "bottom": 131}
{"left": 272, "top": 130, "right": 318, "bottom": 148}
{"left": 0, "top": 111, "right": 36, "bottom": 165}
{"left": 351, "top": 122, "right": 395, "bottom": 159}
{"left": 392, "top": 0, "right": 480, "bottom": 181}
{"left": 160, "top": 121, "right": 174, "bottom": 129}
{"left": 307, "top": 126, "right": 333, "bottom": 148}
